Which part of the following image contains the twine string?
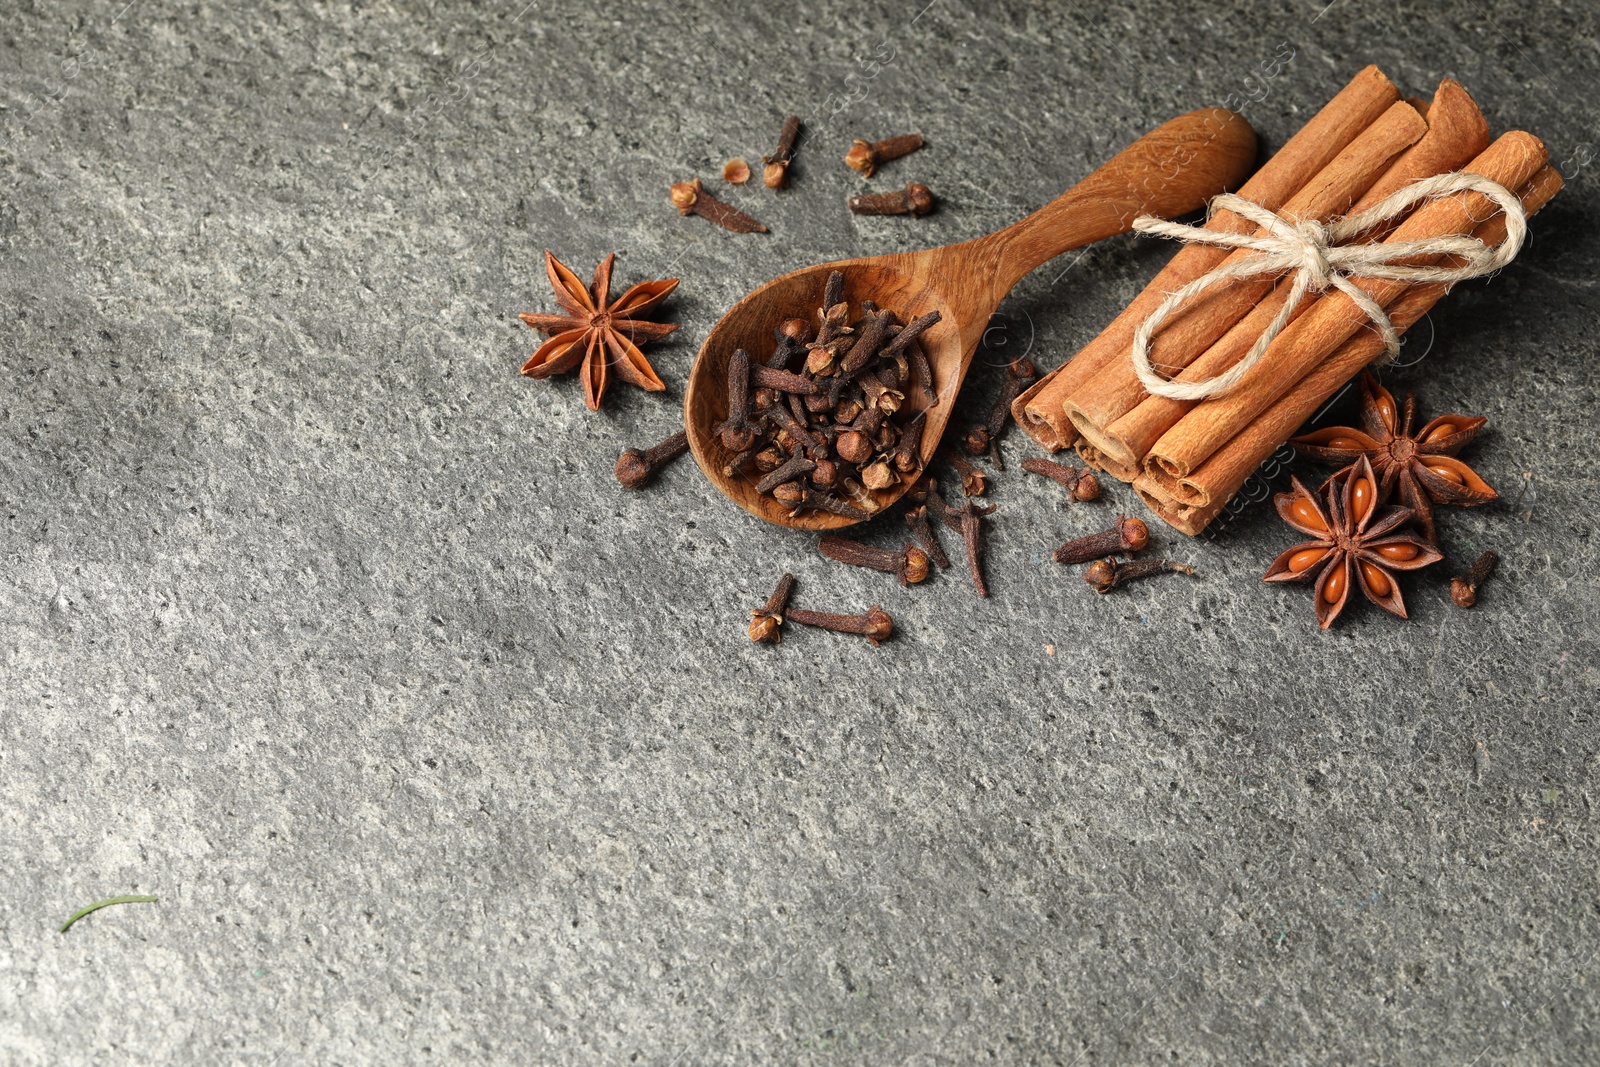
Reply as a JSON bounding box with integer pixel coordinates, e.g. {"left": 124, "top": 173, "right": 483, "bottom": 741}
{"left": 1128, "top": 172, "right": 1528, "bottom": 401}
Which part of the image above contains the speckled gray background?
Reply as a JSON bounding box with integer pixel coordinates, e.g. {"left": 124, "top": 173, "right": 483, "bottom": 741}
{"left": 2, "top": 0, "right": 1597, "bottom": 1063}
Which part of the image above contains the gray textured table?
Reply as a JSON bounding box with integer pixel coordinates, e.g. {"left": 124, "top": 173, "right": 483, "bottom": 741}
{"left": 3, "top": 1, "right": 1597, "bottom": 1063}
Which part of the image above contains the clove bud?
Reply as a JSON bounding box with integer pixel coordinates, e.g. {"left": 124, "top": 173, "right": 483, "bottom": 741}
{"left": 615, "top": 429, "right": 690, "bottom": 489}
{"left": 671, "top": 178, "right": 768, "bottom": 233}
{"left": 848, "top": 182, "right": 936, "bottom": 217}
{"left": 845, "top": 133, "right": 925, "bottom": 178}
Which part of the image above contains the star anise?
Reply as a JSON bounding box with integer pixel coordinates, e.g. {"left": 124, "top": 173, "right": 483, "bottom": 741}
{"left": 1264, "top": 455, "right": 1443, "bottom": 630}
{"left": 1290, "top": 372, "right": 1497, "bottom": 543}
{"left": 518, "top": 251, "right": 679, "bottom": 411}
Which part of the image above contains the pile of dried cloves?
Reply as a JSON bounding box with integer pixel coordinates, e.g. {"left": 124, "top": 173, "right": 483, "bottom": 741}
{"left": 716, "top": 270, "right": 941, "bottom": 521}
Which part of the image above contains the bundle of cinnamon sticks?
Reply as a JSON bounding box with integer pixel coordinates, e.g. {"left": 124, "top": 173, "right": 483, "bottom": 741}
{"left": 1011, "top": 66, "right": 1562, "bottom": 535}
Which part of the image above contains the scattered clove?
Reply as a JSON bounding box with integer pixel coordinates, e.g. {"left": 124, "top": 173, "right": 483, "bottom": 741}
{"left": 1083, "top": 557, "right": 1196, "bottom": 594}
{"left": 615, "top": 429, "right": 690, "bottom": 489}
{"left": 924, "top": 478, "right": 993, "bottom": 597}
{"left": 1053, "top": 516, "right": 1149, "bottom": 565}
{"left": 904, "top": 504, "right": 951, "bottom": 569}
{"left": 848, "top": 182, "right": 936, "bottom": 217}
{"left": 671, "top": 178, "right": 768, "bottom": 233}
{"left": 1451, "top": 550, "right": 1500, "bottom": 608}
{"left": 1022, "top": 457, "right": 1101, "bottom": 502}
{"left": 845, "top": 133, "right": 925, "bottom": 178}
{"left": 819, "top": 536, "right": 930, "bottom": 586}
{"left": 762, "top": 115, "right": 802, "bottom": 189}
{"left": 962, "top": 358, "right": 1037, "bottom": 469}
{"left": 723, "top": 158, "right": 751, "bottom": 184}
{"left": 941, "top": 448, "right": 988, "bottom": 497}
{"left": 785, "top": 605, "right": 894, "bottom": 646}
{"left": 748, "top": 573, "right": 796, "bottom": 644}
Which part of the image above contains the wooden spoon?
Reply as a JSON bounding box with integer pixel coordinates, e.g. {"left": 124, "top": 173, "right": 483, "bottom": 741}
{"left": 684, "top": 108, "right": 1256, "bottom": 529}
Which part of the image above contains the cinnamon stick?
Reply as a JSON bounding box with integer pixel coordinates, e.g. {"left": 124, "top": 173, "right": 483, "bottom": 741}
{"left": 1012, "top": 65, "right": 1401, "bottom": 451}
{"left": 1349, "top": 80, "right": 1490, "bottom": 217}
{"left": 1094, "top": 79, "right": 1492, "bottom": 476}
{"left": 1135, "top": 163, "right": 1562, "bottom": 534}
{"left": 1075, "top": 440, "right": 1140, "bottom": 483}
{"left": 1063, "top": 98, "right": 1428, "bottom": 467}
{"left": 1143, "top": 130, "right": 1549, "bottom": 484}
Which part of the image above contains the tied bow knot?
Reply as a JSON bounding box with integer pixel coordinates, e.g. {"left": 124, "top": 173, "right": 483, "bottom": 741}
{"left": 1127, "top": 172, "right": 1528, "bottom": 401}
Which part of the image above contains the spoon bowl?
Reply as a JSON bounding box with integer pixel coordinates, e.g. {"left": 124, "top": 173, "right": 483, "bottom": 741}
{"left": 684, "top": 108, "right": 1257, "bottom": 529}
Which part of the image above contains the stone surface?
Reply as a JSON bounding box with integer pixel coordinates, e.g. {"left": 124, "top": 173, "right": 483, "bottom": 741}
{"left": 2, "top": 1, "right": 1597, "bottom": 1063}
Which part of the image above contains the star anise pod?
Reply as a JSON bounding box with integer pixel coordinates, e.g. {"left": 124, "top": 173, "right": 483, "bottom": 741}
{"left": 1290, "top": 372, "right": 1497, "bottom": 543}
{"left": 1265, "top": 455, "right": 1443, "bottom": 630}
{"left": 518, "top": 251, "right": 679, "bottom": 411}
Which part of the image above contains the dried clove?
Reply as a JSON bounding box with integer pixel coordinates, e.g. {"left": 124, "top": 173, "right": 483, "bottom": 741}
{"left": 764, "top": 400, "right": 823, "bottom": 458}
{"left": 750, "top": 365, "right": 818, "bottom": 395}
{"left": 1083, "top": 557, "right": 1196, "bottom": 594}
{"left": 819, "top": 535, "right": 930, "bottom": 586}
{"left": 859, "top": 460, "right": 897, "bottom": 491}
{"left": 845, "top": 133, "right": 925, "bottom": 178}
{"left": 822, "top": 270, "right": 845, "bottom": 312}
{"left": 924, "top": 479, "right": 993, "bottom": 597}
{"left": 748, "top": 573, "right": 796, "bottom": 644}
{"left": 771, "top": 482, "right": 870, "bottom": 520}
{"left": 941, "top": 448, "right": 988, "bottom": 497}
{"left": 671, "top": 178, "right": 768, "bottom": 233}
{"left": 893, "top": 410, "right": 927, "bottom": 474}
{"left": 784, "top": 605, "right": 895, "bottom": 646}
{"left": 904, "top": 504, "right": 951, "bottom": 569}
{"left": 755, "top": 454, "right": 817, "bottom": 494}
{"left": 615, "top": 429, "right": 690, "bottom": 489}
{"left": 849, "top": 181, "right": 936, "bottom": 217}
{"left": 839, "top": 311, "right": 895, "bottom": 376}
{"left": 722, "top": 445, "right": 760, "bottom": 478}
{"left": 962, "top": 358, "right": 1037, "bottom": 469}
{"left": 1451, "top": 550, "right": 1500, "bottom": 608}
{"left": 1021, "top": 457, "right": 1101, "bottom": 502}
{"left": 723, "top": 158, "right": 751, "bottom": 184}
{"left": 762, "top": 114, "right": 802, "bottom": 189}
{"left": 715, "top": 349, "right": 758, "bottom": 451}
{"left": 1053, "top": 516, "right": 1150, "bottom": 565}
{"left": 857, "top": 368, "right": 904, "bottom": 415}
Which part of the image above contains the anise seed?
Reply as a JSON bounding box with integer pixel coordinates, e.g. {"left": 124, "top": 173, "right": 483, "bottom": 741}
{"left": 1289, "top": 548, "right": 1328, "bottom": 573}
{"left": 1290, "top": 496, "right": 1327, "bottom": 533}
{"left": 1359, "top": 560, "right": 1392, "bottom": 597}
{"left": 1351, "top": 476, "right": 1376, "bottom": 523}
{"left": 1427, "top": 464, "right": 1465, "bottom": 484}
{"left": 1374, "top": 390, "right": 1397, "bottom": 430}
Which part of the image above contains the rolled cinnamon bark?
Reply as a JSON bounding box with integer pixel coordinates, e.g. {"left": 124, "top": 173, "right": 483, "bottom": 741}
{"left": 1074, "top": 440, "right": 1141, "bottom": 483}
{"left": 1135, "top": 163, "right": 1562, "bottom": 534}
{"left": 1064, "top": 98, "right": 1428, "bottom": 467}
{"left": 1097, "top": 79, "right": 1492, "bottom": 476}
{"left": 1012, "top": 65, "right": 1401, "bottom": 450}
{"left": 1350, "top": 80, "right": 1490, "bottom": 214}
{"left": 1143, "top": 130, "right": 1549, "bottom": 484}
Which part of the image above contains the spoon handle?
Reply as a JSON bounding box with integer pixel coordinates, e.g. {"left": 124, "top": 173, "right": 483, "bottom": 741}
{"left": 975, "top": 108, "right": 1256, "bottom": 297}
